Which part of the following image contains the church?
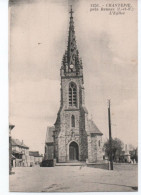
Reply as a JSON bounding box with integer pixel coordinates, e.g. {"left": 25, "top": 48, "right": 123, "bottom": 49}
{"left": 45, "top": 8, "right": 103, "bottom": 163}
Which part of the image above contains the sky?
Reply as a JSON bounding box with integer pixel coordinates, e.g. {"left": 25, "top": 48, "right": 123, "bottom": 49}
{"left": 9, "top": 0, "right": 138, "bottom": 154}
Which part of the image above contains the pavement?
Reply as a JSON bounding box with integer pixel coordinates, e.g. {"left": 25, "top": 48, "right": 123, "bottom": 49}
{"left": 9, "top": 164, "right": 138, "bottom": 192}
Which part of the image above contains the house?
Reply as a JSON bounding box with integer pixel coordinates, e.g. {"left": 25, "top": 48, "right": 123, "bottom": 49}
{"left": 12, "top": 139, "right": 30, "bottom": 167}
{"left": 9, "top": 124, "right": 15, "bottom": 174}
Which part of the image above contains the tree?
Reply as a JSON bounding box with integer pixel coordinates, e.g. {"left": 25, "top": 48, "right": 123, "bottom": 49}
{"left": 103, "top": 138, "right": 124, "bottom": 161}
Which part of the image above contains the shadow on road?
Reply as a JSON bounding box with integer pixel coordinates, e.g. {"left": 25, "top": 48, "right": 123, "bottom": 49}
{"left": 85, "top": 181, "right": 138, "bottom": 191}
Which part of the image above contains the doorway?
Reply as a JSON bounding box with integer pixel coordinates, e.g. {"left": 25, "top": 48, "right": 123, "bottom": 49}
{"left": 69, "top": 141, "right": 79, "bottom": 161}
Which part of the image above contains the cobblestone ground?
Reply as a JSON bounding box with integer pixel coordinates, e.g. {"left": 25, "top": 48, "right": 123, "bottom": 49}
{"left": 9, "top": 164, "right": 138, "bottom": 192}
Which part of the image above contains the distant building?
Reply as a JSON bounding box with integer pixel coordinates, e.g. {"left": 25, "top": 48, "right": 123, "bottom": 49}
{"left": 29, "top": 151, "right": 43, "bottom": 166}
{"left": 114, "top": 144, "right": 131, "bottom": 163}
{"left": 12, "top": 139, "right": 30, "bottom": 167}
{"left": 9, "top": 124, "right": 15, "bottom": 174}
{"left": 129, "top": 147, "right": 138, "bottom": 163}
{"left": 117, "top": 144, "right": 131, "bottom": 163}
{"left": 44, "top": 8, "right": 103, "bottom": 163}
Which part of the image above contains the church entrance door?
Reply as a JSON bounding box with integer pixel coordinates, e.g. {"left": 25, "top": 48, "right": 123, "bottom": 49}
{"left": 69, "top": 142, "right": 79, "bottom": 161}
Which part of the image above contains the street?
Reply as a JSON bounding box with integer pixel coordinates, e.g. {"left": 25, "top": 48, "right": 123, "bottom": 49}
{"left": 9, "top": 164, "right": 138, "bottom": 192}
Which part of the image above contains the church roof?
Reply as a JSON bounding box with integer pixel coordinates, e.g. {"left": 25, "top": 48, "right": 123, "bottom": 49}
{"left": 45, "top": 126, "right": 55, "bottom": 143}
{"left": 88, "top": 120, "right": 103, "bottom": 135}
{"left": 81, "top": 106, "right": 88, "bottom": 114}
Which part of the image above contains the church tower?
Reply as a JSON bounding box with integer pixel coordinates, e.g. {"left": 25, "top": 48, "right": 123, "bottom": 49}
{"left": 54, "top": 7, "right": 88, "bottom": 162}
{"left": 45, "top": 7, "right": 103, "bottom": 163}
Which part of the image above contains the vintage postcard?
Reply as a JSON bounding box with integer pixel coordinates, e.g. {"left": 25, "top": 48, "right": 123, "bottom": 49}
{"left": 9, "top": 0, "right": 138, "bottom": 192}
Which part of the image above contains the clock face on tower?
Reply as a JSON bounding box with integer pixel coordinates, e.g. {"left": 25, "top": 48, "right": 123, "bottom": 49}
{"left": 70, "top": 64, "right": 74, "bottom": 69}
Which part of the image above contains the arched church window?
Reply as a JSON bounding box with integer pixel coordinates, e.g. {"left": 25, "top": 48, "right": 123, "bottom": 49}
{"left": 69, "top": 82, "right": 77, "bottom": 106}
{"left": 71, "top": 115, "right": 75, "bottom": 127}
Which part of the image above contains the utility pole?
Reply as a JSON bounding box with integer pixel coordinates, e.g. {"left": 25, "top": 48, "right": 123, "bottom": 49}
{"left": 108, "top": 99, "right": 113, "bottom": 170}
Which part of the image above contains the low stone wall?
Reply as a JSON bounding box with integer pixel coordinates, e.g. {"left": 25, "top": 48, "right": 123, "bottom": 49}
{"left": 113, "top": 163, "right": 138, "bottom": 171}
{"left": 87, "top": 163, "right": 109, "bottom": 170}
{"left": 86, "top": 162, "right": 138, "bottom": 170}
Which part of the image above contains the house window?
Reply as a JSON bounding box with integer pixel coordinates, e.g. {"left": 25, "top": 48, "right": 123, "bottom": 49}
{"left": 69, "top": 82, "right": 77, "bottom": 106}
{"left": 98, "top": 140, "right": 100, "bottom": 147}
{"left": 71, "top": 115, "right": 75, "bottom": 127}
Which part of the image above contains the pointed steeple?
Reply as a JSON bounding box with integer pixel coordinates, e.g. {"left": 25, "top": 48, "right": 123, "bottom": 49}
{"left": 67, "top": 6, "right": 77, "bottom": 66}
{"left": 61, "top": 6, "right": 83, "bottom": 76}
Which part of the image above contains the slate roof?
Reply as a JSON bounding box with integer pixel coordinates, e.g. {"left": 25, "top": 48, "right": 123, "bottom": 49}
{"left": 88, "top": 120, "right": 103, "bottom": 135}
{"left": 29, "top": 151, "right": 42, "bottom": 157}
{"left": 81, "top": 106, "right": 88, "bottom": 114}
{"left": 11, "top": 139, "right": 29, "bottom": 149}
{"left": 45, "top": 126, "right": 55, "bottom": 143}
{"left": 12, "top": 149, "right": 22, "bottom": 154}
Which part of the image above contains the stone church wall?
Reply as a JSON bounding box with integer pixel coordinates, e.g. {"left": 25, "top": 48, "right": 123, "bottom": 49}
{"left": 45, "top": 144, "right": 54, "bottom": 160}
{"left": 79, "top": 108, "right": 88, "bottom": 161}
{"left": 58, "top": 136, "right": 66, "bottom": 162}
{"left": 55, "top": 105, "right": 89, "bottom": 162}
{"left": 96, "top": 136, "right": 103, "bottom": 161}
{"left": 87, "top": 135, "right": 103, "bottom": 163}
{"left": 88, "top": 135, "right": 97, "bottom": 163}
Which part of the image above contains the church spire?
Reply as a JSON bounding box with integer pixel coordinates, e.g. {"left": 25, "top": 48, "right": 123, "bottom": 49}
{"left": 67, "top": 6, "right": 77, "bottom": 66}
{"left": 70, "top": 5, "right": 73, "bottom": 17}
{"left": 61, "top": 6, "right": 83, "bottom": 76}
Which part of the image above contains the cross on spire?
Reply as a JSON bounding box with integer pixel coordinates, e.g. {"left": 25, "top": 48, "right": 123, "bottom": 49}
{"left": 69, "top": 5, "right": 73, "bottom": 17}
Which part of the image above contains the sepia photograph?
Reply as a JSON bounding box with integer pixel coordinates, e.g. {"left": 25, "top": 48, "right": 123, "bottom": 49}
{"left": 9, "top": 0, "right": 138, "bottom": 192}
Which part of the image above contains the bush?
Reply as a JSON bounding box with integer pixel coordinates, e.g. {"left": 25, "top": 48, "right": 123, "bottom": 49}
{"left": 40, "top": 159, "right": 54, "bottom": 167}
